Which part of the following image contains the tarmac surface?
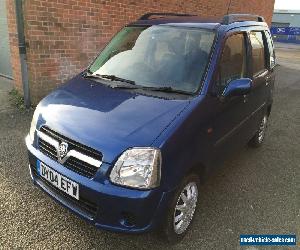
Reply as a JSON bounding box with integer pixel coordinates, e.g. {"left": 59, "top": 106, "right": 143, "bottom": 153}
{"left": 0, "top": 43, "right": 299, "bottom": 249}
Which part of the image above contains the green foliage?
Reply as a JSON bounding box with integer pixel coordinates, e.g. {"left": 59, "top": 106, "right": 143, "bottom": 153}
{"left": 8, "top": 88, "right": 33, "bottom": 111}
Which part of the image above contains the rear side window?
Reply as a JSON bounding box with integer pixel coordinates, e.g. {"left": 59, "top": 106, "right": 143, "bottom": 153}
{"left": 216, "top": 33, "right": 247, "bottom": 92}
{"left": 265, "top": 31, "right": 276, "bottom": 68}
{"left": 250, "top": 31, "right": 266, "bottom": 75}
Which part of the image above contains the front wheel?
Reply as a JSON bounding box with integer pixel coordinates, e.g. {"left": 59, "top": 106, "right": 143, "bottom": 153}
{"left": 248, "top": 114, "right": 268, "bottom": 147}
{"left": 162, "top": 174, "right": 199, "bottom": 243}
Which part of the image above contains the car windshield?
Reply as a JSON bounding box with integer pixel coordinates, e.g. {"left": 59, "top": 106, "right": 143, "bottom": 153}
{"left": 88, "top": 25, "right": 215, "bottom": 94}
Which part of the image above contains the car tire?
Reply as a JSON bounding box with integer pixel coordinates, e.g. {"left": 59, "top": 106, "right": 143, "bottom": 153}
{"left": 248, "top": 114, "right": 268, "bottom": 148}
{"left": 162, "top": 173, "right": 200, "bottom": 243}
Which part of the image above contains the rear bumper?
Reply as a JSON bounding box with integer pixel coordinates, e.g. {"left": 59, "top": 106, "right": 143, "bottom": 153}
{"left": 26, "top": 136, "right": 174, "bottom": 233}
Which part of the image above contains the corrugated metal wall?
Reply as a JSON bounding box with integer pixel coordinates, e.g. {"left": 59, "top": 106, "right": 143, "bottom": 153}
{"left": 0, "top": 0, "right": 12, "bottom": 78}
{"left": 272, "top": 13, "right": 300, "bottom": 27}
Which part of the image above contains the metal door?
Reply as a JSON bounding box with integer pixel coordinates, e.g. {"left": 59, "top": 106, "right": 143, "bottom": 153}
{"left": 0, "top": 0, "right": 13, "bottom": 78}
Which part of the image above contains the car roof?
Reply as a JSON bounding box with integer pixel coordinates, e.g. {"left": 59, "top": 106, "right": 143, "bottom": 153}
{"left": 129, "top": 16, "right": 221, "bottom": 28}
{"left": 128, "top": 14, "right": 268, "bottom": 31}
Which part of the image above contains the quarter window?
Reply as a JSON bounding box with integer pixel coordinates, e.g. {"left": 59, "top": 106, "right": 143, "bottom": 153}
{"left": 265, "top": 31, "right": 276, "bottom": 68}
{"left": 250, "top": 31, "right": 267, "bottom": 74}
{"left": 217, "top": 33, "right": 247, "bottom": 93}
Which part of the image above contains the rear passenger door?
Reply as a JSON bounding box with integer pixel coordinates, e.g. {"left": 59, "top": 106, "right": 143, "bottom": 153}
{"left": 246, "top": 30, "right": 273, "bottom": 135}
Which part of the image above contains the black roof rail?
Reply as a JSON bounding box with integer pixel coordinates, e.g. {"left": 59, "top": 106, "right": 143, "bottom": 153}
{"left": 222, "top": 14, "right": 265, "bottom": 24}
{"left": 138, "top": 12, "right": 196, "bottom": 20}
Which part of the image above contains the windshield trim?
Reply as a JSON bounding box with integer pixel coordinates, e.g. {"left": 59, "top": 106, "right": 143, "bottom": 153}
{"left": 193, "top": 29, "right": 218, "bottom": 95}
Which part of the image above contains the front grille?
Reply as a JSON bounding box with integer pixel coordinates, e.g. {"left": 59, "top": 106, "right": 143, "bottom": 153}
{"left": 64, "top": 157, "right": 98, "bottom": 178}
{"left": 39, "top": 138, "right": 58, "bottom": 160}
{"left": 31, "top": 165, "right": 98, "bottom": 218}
{"left": 38, "top": 126, "right": 102, "bottom": 178}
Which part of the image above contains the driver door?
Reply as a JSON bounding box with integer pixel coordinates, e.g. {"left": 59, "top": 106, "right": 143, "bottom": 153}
{"left": 209, "top": 32, "right": 251, "bottom": 164}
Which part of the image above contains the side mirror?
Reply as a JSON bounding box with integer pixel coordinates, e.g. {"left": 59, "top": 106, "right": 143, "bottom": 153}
{"left": 222, "top": 78, "right": 252, "bottom": 98}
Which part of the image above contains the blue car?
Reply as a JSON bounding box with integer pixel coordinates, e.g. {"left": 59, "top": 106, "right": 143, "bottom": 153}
{"left": 26, "top": 13, "right": 275, "bottom": 242}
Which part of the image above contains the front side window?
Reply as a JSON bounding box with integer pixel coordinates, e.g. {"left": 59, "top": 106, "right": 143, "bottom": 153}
{"left": 216, "top": 33, "right": 247, "bottom": 93}
{"left": 89, "top": 26, "right": 215, "bottom": 94}
{"left": 250, "top": 31, "right": 267, "bottom": 75}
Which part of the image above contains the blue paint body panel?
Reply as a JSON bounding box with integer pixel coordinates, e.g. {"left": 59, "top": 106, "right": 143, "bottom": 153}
{"left": 26, "top": 16, "right": 275, "bottom": 233}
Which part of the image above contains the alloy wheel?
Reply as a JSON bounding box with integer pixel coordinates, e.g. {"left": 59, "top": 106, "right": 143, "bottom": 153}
{"left": 173, "top": 182, "right": 198, "bottom": 234}
{"left": 258, "top": 115, "right": 268, "bottom": 143}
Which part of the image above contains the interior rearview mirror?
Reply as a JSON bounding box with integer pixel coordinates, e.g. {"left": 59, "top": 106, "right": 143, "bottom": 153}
{"left": 222, "top": 78, "right": 252, "bottom": 98}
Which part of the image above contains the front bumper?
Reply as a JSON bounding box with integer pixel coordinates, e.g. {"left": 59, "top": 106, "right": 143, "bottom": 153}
{"left": 26, "top": 136, "right": 174, "bottom": 233}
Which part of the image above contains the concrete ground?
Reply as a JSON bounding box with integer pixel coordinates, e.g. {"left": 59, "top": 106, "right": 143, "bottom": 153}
{"left": 0, "top": 43, "right": 299, "bottom": 249}
{"left": 274, "top": 42, "right": 300, "bottom": 71}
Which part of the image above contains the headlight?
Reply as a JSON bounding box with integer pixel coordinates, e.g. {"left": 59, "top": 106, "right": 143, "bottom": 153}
{"left": 29, "top": 106, "right": 40, "bottom": 143}
{"left": 110, "top": 148, "right": 161, "bottom": 189}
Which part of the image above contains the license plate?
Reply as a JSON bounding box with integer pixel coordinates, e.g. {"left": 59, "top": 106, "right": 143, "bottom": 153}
{"left": 37, "top": 161, "right": 79, "bottom": 200}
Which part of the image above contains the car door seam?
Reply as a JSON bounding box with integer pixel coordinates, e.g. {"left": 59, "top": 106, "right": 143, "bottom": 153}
{"left": 214, "top": 102, "right": 266, "bottom": 146}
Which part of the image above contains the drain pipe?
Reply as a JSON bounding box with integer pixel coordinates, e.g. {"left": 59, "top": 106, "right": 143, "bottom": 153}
{"left": 15, "top": 0, "right": 30, "bottom": 108}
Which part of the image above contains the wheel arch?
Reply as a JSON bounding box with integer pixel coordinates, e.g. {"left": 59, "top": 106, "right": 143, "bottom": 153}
{"left": 186, "top": 162, "right": 208, "bottom": 185}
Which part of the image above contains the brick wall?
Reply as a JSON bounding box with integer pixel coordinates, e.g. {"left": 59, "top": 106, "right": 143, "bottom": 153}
{"left": 6, "top": 0, "right": 22, "bottom": 93}
{"left": 6, "top": 0, "right": 275, "bottom": 104}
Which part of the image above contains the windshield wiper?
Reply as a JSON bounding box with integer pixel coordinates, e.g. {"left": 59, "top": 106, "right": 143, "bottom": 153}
{"left": 140, "top": 86, "right": 192, "bottom": 95}
{"left": 112, "top": 84, "right": 192, "bottom": 95}
{"left": 83, "top": 71, "right": 103, "bottom": 80}
{"left": 83, "top": 71, "right": 136, "bottom": 85}
{"left": 83, "top": 71, "right": 191, "bottom": 95}
{"left": 96, "top": 74, "right": 136, "bottom": 85}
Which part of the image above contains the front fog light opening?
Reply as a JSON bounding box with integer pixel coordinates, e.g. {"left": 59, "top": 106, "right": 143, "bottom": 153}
{"left": 120, "top": 211, "right": 137, "bottom": 227}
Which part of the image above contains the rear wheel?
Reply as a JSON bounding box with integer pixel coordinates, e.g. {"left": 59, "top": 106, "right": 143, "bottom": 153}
{"left": 248, "top": 114, "right": 268, "bottom": 147}
{"left": 162, "top": 174, "right": 199, "bottom": 243}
